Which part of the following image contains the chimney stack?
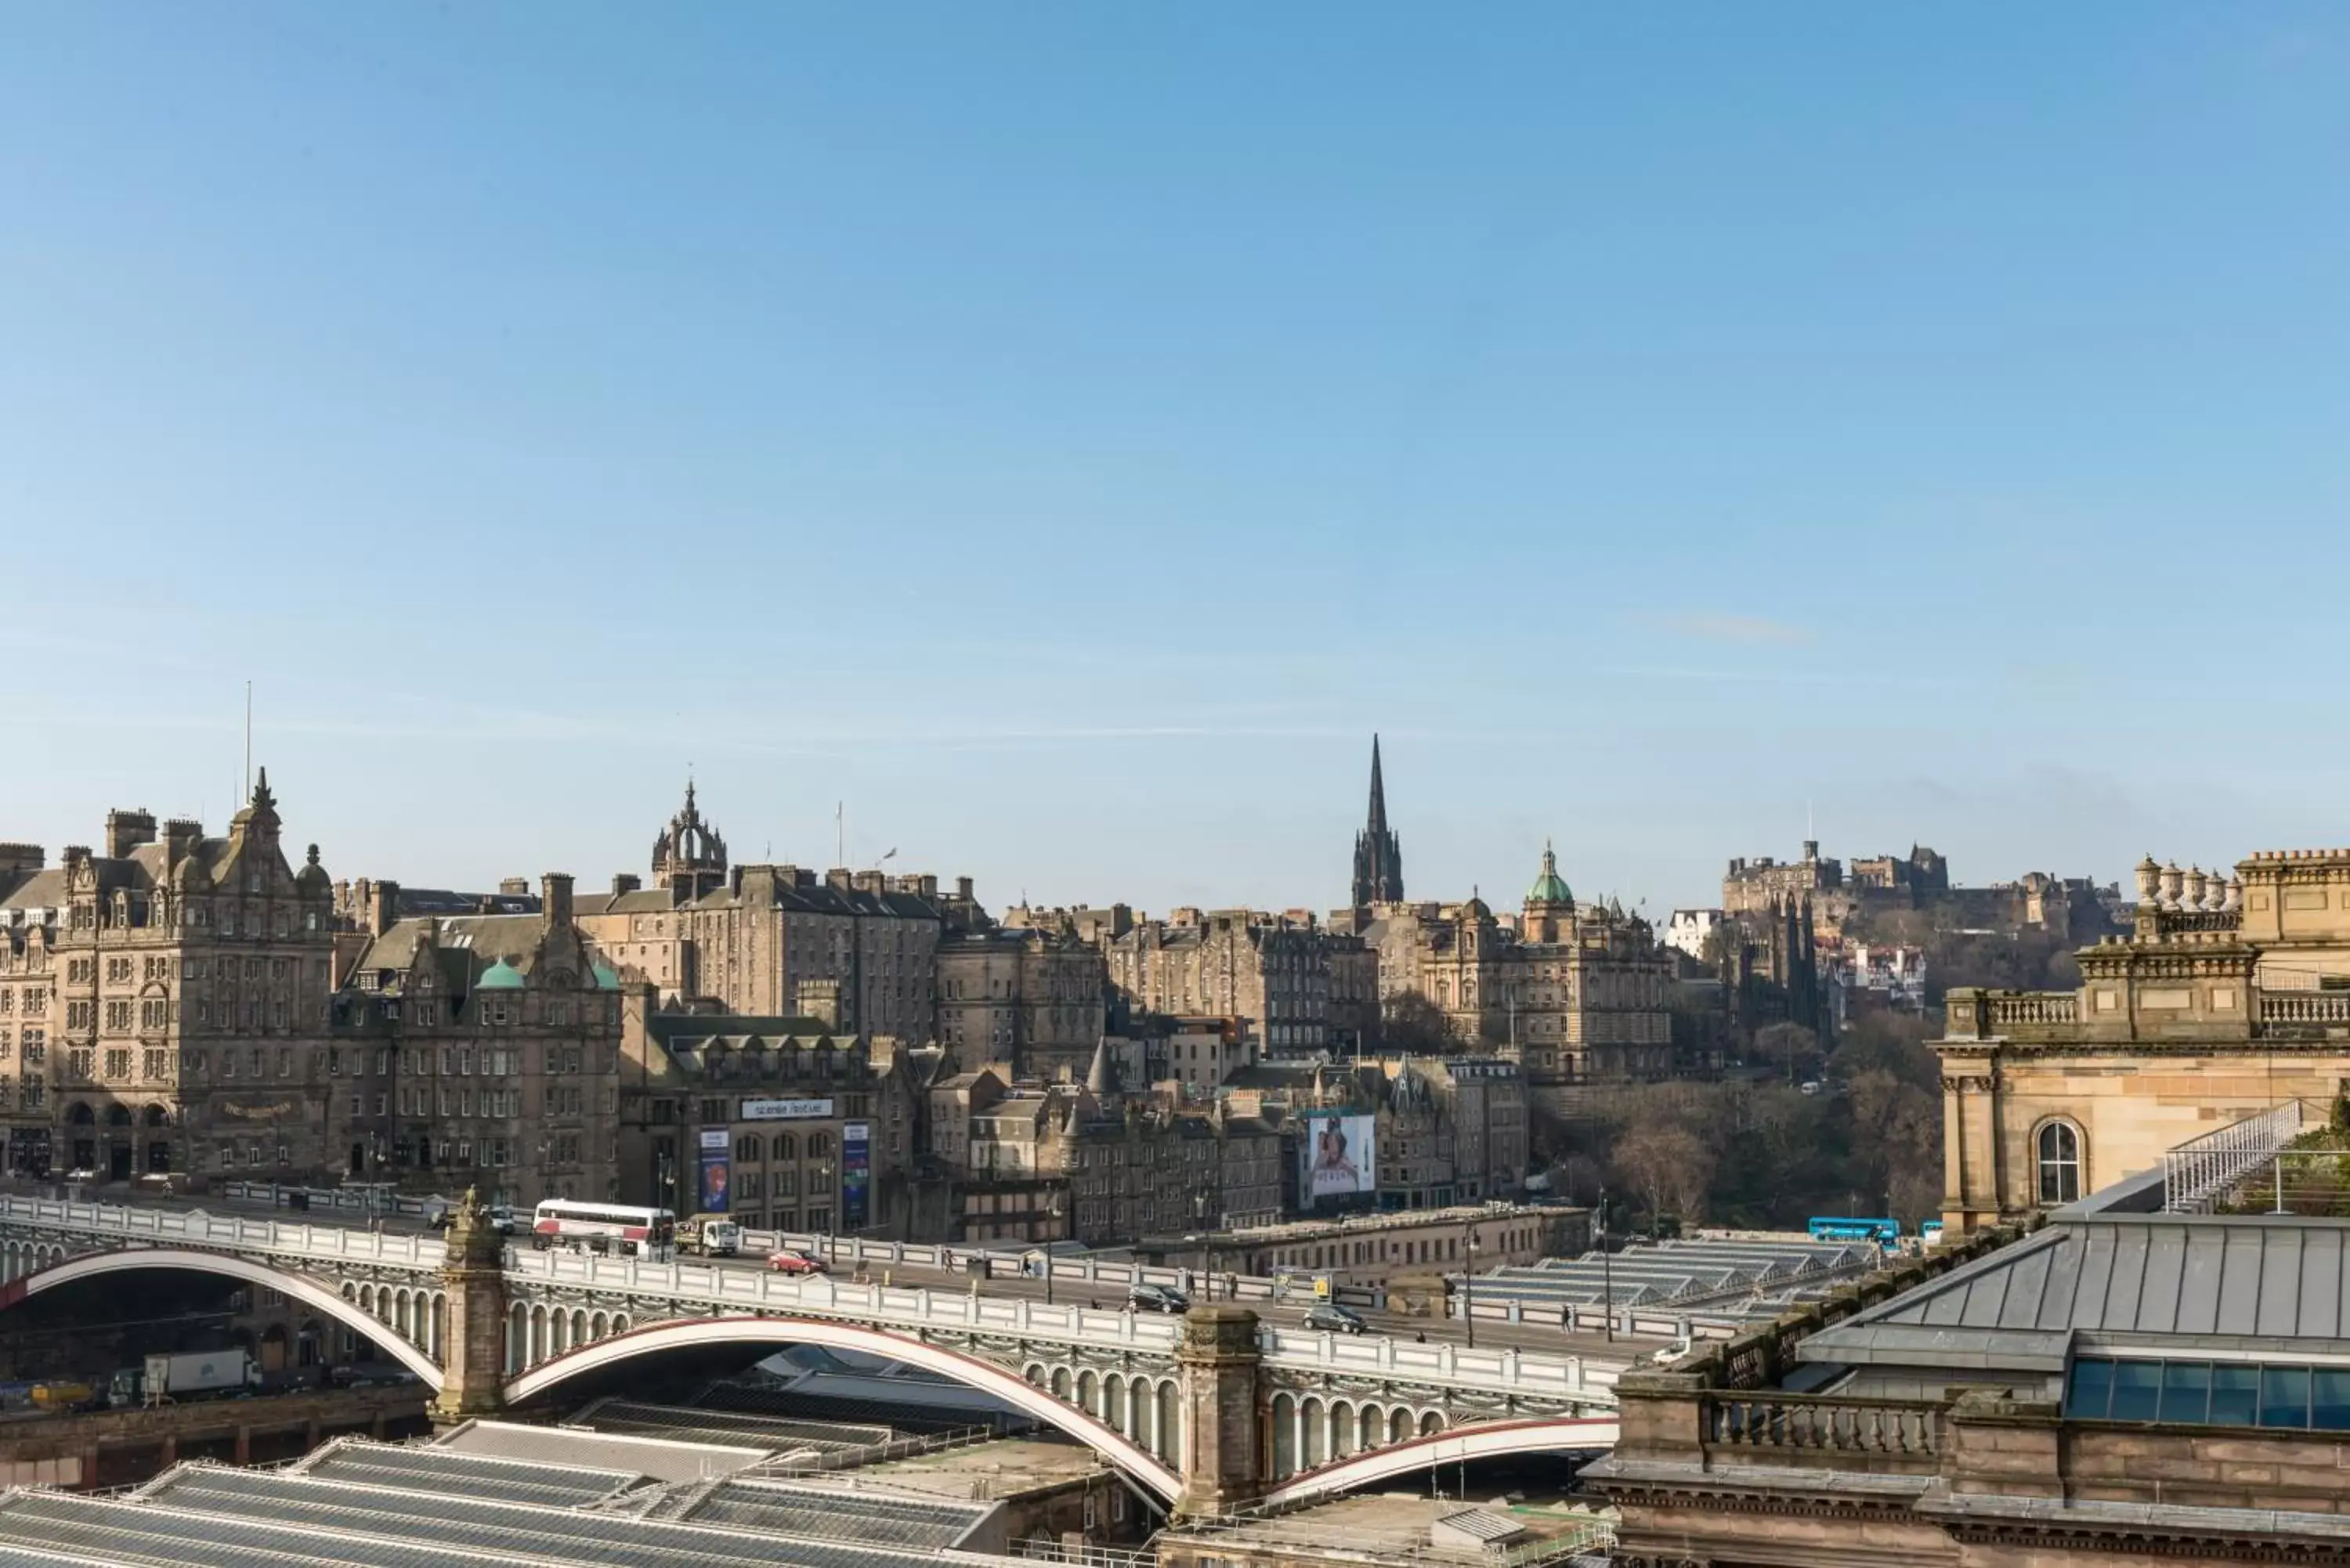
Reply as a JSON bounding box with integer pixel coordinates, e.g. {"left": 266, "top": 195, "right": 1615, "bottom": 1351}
{"left": 371, "top": 880, "right": 400, "bottom": 937}
{"left": 498, "top": 877, "right": 530, "bottom": 898}
{"left": 540, "top": 873, "right": 574, "bottom": 928}
{"left": 103, "top": 809, "right": 157, "bottom": 859}
{"left": 611, "top": 873, "right": 642, "bottom": 896}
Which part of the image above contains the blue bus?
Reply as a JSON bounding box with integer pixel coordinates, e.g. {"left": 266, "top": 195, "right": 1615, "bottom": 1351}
{"left": 1808, "top": 1216, "right": 1900, "bottom": 1245}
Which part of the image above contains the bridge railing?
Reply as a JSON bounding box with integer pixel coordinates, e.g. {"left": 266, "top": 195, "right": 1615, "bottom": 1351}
{"left": 507, "top": 1247, "right": 1617, "bottom": 1400}
{"left": 511, "top": 1246, "right": 1188, "bottom": 1351}
{"left": 1, "top": 1197, "right": 1620, "bottom": 1404}
{"left": 1259, "top": 1322, "right": 1618, "bottom": 1399}
{"left": 0, "top": 1194, "right": 444, "bottom": 1268}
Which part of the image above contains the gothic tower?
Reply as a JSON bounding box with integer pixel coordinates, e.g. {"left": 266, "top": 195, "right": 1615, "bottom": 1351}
{"left": 1350, "top": 735, "right": 1405, "bottom": 910}
{"left": 652, "top": 780, "right": 729, "bottom": 904}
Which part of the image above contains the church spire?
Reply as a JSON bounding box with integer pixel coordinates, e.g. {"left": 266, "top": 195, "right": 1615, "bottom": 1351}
{"left": 1351, "top": 734, "right": 1405, "bottom": 910}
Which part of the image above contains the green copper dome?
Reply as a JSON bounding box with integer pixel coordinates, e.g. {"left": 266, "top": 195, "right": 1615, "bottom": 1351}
{"left": 1527, "top": 844, "right": 1572, "bottom": 906}
{"left": 475, "top": 957, "right": 527, "bottom": 990}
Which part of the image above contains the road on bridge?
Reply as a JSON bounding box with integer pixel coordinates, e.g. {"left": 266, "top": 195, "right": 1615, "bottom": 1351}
{"left": 20, "top": 1184, "right": 1669, "bottom": 1366}
{"left": 692, "top": 1248, "right": 1672, "bottom": 1363}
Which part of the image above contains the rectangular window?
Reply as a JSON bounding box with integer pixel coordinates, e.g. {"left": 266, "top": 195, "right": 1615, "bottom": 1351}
{"left": 2157, "top": 1360, "right": 2211, "bottom": 1425}
{"left": 2312, "top": 1368, "right": 2350, "bottom": 1430}
{"left": 2261, "top": 1365, "right": 2312, "bottom": 1429}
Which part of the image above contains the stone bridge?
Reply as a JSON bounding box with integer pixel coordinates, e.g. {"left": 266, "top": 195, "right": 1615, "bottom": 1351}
{"left": 0, "top": 1195, "right": 1620, "bottom": 1512}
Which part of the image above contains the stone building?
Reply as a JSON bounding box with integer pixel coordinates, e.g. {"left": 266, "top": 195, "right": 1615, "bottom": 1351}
{"left": 1728, "top": 837, "right": 2120, "bottom": 951}
{"left": 615, "top": 997, "right": 924, "bottom": 1235}
{"left": 934, "top": 923, "right": 1105, "bottom": 1082}
{"left": 1723, "top": 889, "right": 1824, "bottom": 1035}
{"left": 1937, "top": 845, "right": 2350, "bottom": 1233}
{"left": 1350, "top": 847, "right": 1675, "bottom": 1085}
{"left": 1589, "top": 1162, "right": 2350, "bottom": 1566}
{"left": 1722, "top": 839, "right": 1849, "bottom": 926}
{"left": 1137, "top": 1201, "right": 1582, "bottom": 1293}
{"left": 328, "top": 874, "right": 622, "bottom": 1209}
{"left": 575, "top": 783, "right": 982, "bottom": 1040}
{"left": 1217, "top": 1053, "right": 1531, "bottom": 1214}
{"left": 1104, "top": 910, "right": 1374, "bottom": 1058}
{"left": 0, "top": 776, "right": 342, "bottom": 1182}
{"left": 947, "top": 1059, "right": 1285, "bottom": 1248}
{"left": 1374, "top": 1057, "right": 1530, "bottom": 1209}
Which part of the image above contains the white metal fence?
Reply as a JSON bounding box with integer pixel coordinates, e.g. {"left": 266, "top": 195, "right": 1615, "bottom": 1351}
{"left": 2160, "top": 1100, "right": 2311, "bottom": 1213}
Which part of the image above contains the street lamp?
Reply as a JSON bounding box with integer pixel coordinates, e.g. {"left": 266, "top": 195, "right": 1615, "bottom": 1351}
{"left": 1045, "top": 1191, "right": 1065, "bottom": 1306}
{"left": 817, "top": 1159, "right": 837, "bottom": 1259}
{"left": 1462, "top": 1224, "right": 1480, "bottom": 1350}
{"left": 1597, "top": 1184, "right": 1614, "bottom": 1344}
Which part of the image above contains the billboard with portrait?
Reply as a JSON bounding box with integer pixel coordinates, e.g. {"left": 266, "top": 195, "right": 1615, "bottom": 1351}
{"left": 697, "top": 1128, "right": 732, "bottom": 1214}
{"left": 841, "top": 1122, "right": 870, "bottom": 1230}
{"left": 1299, "top": 1112, "right": 1376, "bottom": 1201}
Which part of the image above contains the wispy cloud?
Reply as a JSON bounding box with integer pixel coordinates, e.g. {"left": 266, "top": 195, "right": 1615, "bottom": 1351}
{"left": 1651, "top": 613, "right": 1815, "bottom": 647}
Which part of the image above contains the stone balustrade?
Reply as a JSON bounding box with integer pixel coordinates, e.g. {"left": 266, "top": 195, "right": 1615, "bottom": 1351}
{"left": 1703, "top": 1390, "right": 1938, "bottom": 1459}
{"left": 2259, "top": 992, "right": 2350, "bottom": 1026}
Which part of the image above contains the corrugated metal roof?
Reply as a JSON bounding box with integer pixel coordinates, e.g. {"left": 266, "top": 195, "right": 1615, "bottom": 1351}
{"left": 1800, "top": 1216, "right": 2350, "bottom": 1371}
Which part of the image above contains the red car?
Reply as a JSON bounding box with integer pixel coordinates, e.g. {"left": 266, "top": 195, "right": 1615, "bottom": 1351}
{"left": 768, "top": 1250, "right": 828, "bottom": 1276}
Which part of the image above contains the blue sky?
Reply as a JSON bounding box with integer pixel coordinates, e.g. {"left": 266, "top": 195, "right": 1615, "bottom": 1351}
{"left": 5, "top": 5, "right": 2347, "bottom": 916}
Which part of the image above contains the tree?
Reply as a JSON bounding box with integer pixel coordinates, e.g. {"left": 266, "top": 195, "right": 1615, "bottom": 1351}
{"left": 1755, "top": 1022, "right": 1820, "bottom": 1086}
{"left": 1374, "top": 989, "right": 1457, "bottom": 1057}
{"left": 1612, "top": 1122, "right": 1715, "bottom": 1227}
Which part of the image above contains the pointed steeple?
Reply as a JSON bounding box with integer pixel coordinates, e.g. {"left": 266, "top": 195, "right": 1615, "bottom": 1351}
{"left": 1350, "top": 735, "right": 1405, "bottom": 909}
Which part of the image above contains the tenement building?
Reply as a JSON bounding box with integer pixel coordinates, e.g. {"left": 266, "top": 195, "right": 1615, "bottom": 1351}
{"left": 946, "top": 1055, "right": 1285, "bottom": 1247}
{"left": 328, "top": 873, "right": 622, "bottom": 1208}
{"left": 1104, "top": 909, "right": 1375, "bottom": 1058}
{"left": 575, "top": 782, "right": 982, "bottom": 1039}
{"left": 934, "top": 921, "right": 1106, "bottom": 1082}
{"left": 1347, "top": 847, "right": 1674, "bottom": 1086}
{"left": 615, "top": 998, "right": 925, "bottom": 1235}
{"left": 1939, "top": 847, "right": 2350, "bottom": 1232}
{"left": 0, "top": 775, "right": 342, "bottom": 1181}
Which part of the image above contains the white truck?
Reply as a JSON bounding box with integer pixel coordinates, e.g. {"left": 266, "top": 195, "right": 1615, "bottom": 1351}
{"left": 132, "top": 1349, "right": 257, "bottom": 1405}
{"left": 678, "top": 1216, "right": 743, "bottom": 1258}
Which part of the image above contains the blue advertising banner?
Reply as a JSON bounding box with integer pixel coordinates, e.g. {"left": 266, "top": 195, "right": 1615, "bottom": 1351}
{"left": 841, "top": 1122, "right": 870, "bottom": 1230}
{"left": 697, "top": 1128, "right": 731, "bottom": 1214}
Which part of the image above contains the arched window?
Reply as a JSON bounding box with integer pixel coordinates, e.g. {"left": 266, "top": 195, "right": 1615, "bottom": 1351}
{"left": 2037, "top": 1120, "right": 2083, "bottom": 1205}
{"left": 774, "top": 1133, "right": 797, "bottom": 1162}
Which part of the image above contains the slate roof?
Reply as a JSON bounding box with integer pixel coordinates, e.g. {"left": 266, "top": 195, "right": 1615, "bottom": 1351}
{"left": 1799, "top": 1213, "right": 2350, "bottom": 1371}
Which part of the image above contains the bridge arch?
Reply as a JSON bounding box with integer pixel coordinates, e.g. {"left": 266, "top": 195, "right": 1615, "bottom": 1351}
{"left": 1260, "top": 1414, "right": 1620, "bottom": 1508}
{"left": 504, "top": 1313, "right": 1182, "bottom": 1501}
{"left": 0, "top": 1248, "right": 443, "bottom": 1388}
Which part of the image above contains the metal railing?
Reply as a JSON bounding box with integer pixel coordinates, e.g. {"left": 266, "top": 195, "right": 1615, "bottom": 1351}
{"left": 2160, "top": 1101, "right": 2310, "bottom": 1213}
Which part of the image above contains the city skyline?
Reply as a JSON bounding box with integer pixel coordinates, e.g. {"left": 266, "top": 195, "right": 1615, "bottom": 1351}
{"left": 0, "top": 728, "right": 2253, "bottom": 921}
{"left": 8, "top": 5, "right": 2345, "bottom": 910}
